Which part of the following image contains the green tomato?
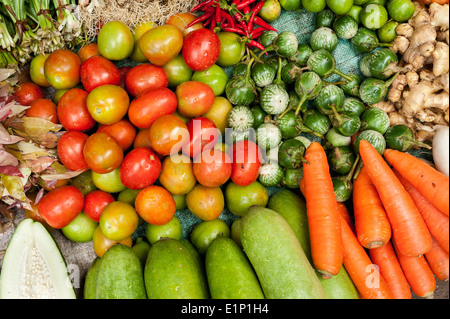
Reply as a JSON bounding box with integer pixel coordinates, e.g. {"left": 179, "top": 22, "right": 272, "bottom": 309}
{"left": 70, "top": 170, "right": 97, "bottom": 196}
{"left": 387, "top": 0, "right": 415, "bottom": 22}
{"left": 191, "top": 64, "right": 229, "bottom": 96}
{"left": 97, "top": 21, "right": 134, "bottom": 60}
{"left": 190, "top": 219, "right": 231, "bottom": 254}
{"left": 217, "top": 32, "right": 246, "bottom": 68}
{"left": 92, "top": 168, "right": 126, "bottom": 194}
{"left": 302, "top": 0, "right": 326, "bottom": 12}
{"left": 326, "top": 0, "right": 354, "bottom": 15}
{"left": 346, "top": 5, "right": 363, "bottom": 24}
{"left": 163, "top": 54, "right": 193, "bottom": 89}
{"left": 354, "top": 0, "right": 369, "bottom": 4}
{"left": 62, "top": 212, "right": 98, "bottom": 243}
{"left": 360, "top": 4, "right": 389, "bottom": 30}
{"left": 130, "top": 21, "right": 157, "bottom": 63}
{"left": 172, "top": 194, "right": 187, "bottom": 211}
{"left": 279, "top": 0, "right": 302, "bottom": 11}
{"left": 259, "top": 0, "right": 282, "bottom": 22}
{"left": 145, "top": 216, "right": 182, "bottom": 245}
{"left": 118, "top": 188, "right": 141, "bottom": 206}
{"left": 224, "top": 181, "right": 269, "bottom": 217}
{"left": 377, "top": 20, "right": 399, "bottom": 43}
{"left": 131, "top": 237, "right": 151, "bottom": 267}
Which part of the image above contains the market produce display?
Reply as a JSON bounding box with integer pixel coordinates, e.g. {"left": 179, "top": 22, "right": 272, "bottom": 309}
{"left": 0, "top": 0, "right": 449, "bottom": 301}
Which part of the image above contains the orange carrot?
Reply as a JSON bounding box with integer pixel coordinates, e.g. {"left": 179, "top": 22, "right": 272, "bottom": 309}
{"left": 353, "top": 167, "right": 392, "bottom": 249}
{"left": 393, "top": 236, "right": 436, "bottom": 299}
{"left": 303, "top": 142, "right": 343, "bottom": 279}
{"left": 425, "top": 236, "right": 449, "bottom": 282}
{"left": 369, "top": 242, "right": 412, "bottom": 299}
{"left": 359, "top": 140, "right": 432, "bottom": 257}
{"left": 340, "top": 214, "right": 393, "bottom": 299}
{"left": 337, "top": 202, "right": 356, "bottom": 236}
{"left": 299, "top": 177, "right": 306, "bottom": 197}
{"left": 395, "top": 170, "right": 449, "bottom": 254}
{"left": 384, "top": 149, "right": 449, "bottom": 216}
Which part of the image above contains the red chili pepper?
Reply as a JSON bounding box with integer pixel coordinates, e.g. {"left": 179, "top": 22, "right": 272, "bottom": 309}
{"left": 247, "top": 1, "right": 265, "bottom": 33}
{"left": 190, "top": 0, "right": 213, "bottom": 13}
{"left": 247, "top": 39, "right": 265, "bottom": 51}
{"left": 223, "top": 27, "right": 247, "bottom": 36}
{"left": 215, "top": 2, "right": 221, "bottom": 24}
{"left": 236, "top": 0, "right": 257, "bottom": 10}
{"left": 233, "top": 11, "right": 249, "bottom": 35}
{"left": 250, "top": 26, "right": 265, "bottom": 39}
{"left": 220, "top": 10, "right": 235, "bottom": 28}
{"left": 187, "top": 12, "right": 214, "bottom": 29}
{"left": 253, "top": 16, "right": 277, "bottom": 32}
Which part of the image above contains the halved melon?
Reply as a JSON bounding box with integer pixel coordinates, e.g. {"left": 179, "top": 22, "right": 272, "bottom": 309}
{"left": 0, "top": 219, "right": 76, "bottom": 299}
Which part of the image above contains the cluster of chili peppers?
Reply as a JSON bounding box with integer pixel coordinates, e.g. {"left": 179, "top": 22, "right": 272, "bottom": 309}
{"left": 187, "top": 0, "right": 278, "bottom": 51}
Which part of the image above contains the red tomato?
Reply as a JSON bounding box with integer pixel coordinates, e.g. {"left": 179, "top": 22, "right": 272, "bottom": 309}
{"left": 80, "top": 55, "right": 121, "bottom": 92}
{"left": 125, "top": 63, "right": 169, "bottom": 97}
{"left": 83, "top": 190, "right": 115, "bottom": 222}
{"left": 193, "top": 148, "right": 232, "bottom": 187}
{"left": 182, "top": 29, "right": 221, "bottom": 72}
{"left": 25, "top": 99, "right": 58, "bottom": 124}
{"left": 13, "top": 82, "right": 45, "bottom": 106}
{"left": 78, "top": 43, "right": 100, "bottom": 63}
{"left": 57, "top": 88, "right": 96, "bottom": 132}
{"left": 229, "top": 140, "right": 263, "bottom": 187}
{"left": 44, "top": 49, "right": 81, "bottom": 90}
{"left": 148, "top": 114, "right": 189, "bottom": 156}
{"left": 119, "top": 148, "right": 162, "bottom": 190}
{"left": 37, "top": 185, "right": 84, "bottom": 229}
{"left": 83, "top": 132, "right": 124, "bottom": 174}
{"left": 97, "top": 119, "right": 137, "bottom": 151}
{"left": 183, "top": 117, "right": 219, "bottom": 159}
{"left": 118, "top": 66, "right": 133, "bottom": 90}
{"left": 57, "top": 131, "right": 90, "bottom": 171}
{"left": 176, "top": 81, "right": 215, "bottom": 118}
{"left": 128, "top": 87, "right": 178, "bottom": 129}
{"left": 135, "top": 185, "right": 176, "bottom": 226}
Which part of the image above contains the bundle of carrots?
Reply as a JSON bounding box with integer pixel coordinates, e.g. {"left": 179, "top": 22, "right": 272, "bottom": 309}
{"left": 301, "top": 141, "right": 449, "bottom": 299}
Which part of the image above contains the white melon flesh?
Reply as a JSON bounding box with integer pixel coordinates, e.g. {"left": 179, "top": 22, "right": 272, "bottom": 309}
{"left": 0, "top": 219, "right": 76, "bottom": 299}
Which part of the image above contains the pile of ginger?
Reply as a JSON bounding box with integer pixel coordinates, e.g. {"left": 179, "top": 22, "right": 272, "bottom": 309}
{"left": 374, "top": 1, "right": 449, "bottom": 142}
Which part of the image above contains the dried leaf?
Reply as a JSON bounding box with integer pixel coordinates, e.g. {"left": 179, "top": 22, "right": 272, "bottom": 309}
{"left": 0, "top": 166, "right": 23, "bottom": 177}
{"left": 16, "top": 141, "right": 56, "bottom": 160}
{"left": 40, "top": 169, "right": 87, "bottom": 181}
{"left": 0, "top": 69, "right": 16, "bottom": 82}
{"left": 20, "top": 117, "right": 63, "bottom": 145}
{"left": 0, "top": 146, "right": 19, "bottom": 166}
{"left": 0, "top": 174, "right": 28, "bottom": 202}
{"left": 0, "top": 123, "right": 25, "bottom": 145}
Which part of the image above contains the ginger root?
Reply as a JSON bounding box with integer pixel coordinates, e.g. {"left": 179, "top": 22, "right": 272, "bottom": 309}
{"left": 387, "top": 1, "right": 449, "bottom": 143}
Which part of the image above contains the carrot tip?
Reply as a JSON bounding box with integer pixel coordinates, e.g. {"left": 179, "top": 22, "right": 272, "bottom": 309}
{"left": 318, "top": 270, "right": 334, "bottom": 280}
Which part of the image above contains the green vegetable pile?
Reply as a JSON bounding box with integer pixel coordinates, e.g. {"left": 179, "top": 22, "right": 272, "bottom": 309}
{"left": 223, "top": 0, "right": 426, "bottom": 202}
{"left": 0, "top": 0, "right": 82, "bottom": 68}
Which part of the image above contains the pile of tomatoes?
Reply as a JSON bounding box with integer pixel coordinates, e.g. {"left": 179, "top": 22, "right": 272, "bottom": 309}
{"left": 14, "top": 14, "right": 262, "bottom": 257}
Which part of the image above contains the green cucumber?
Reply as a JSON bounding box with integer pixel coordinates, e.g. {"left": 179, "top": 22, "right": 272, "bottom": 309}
{"left": 144, "top": 238, "right": 208, "bottom": 299}
{"left": 205, "top": 237, "right": 265, "bottom": 299}
{"left": 318, "top": 267, "right": 359, "bottom": 299}
{"left": 180, "top": 239, "right": 210, "bottom": 299}
{"left": 268, "top": 189, "right": 311, "bottom": 261}
{"left": 96, "top": 244, "right": 147, "bottom": 299}
{"left": 241, "top": 207, "right": 326, "bottom": 299}
{"left": 84, "top": 257, "right": 102, "bottom": 299}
